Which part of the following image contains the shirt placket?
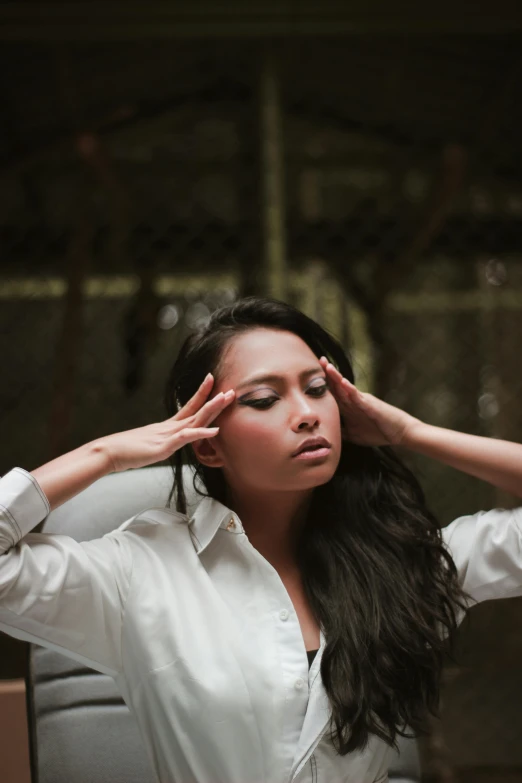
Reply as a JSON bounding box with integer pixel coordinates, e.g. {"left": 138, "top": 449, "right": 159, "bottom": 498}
{"left": 241, "top": 537, "right": 313, "bottom": 781}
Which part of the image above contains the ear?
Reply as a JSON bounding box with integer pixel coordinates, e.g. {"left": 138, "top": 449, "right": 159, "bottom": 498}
{"left": 191, "top": 436, "right": 226, "bottom": 468}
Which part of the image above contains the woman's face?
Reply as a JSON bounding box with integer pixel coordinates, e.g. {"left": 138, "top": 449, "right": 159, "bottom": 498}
{"left": 194, "top": 328, "right": 343, "bottom": 493}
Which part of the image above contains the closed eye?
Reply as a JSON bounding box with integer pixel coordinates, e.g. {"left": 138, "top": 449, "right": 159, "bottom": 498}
{"left": 239, "top": 383, "right": 329, "bottom": 410}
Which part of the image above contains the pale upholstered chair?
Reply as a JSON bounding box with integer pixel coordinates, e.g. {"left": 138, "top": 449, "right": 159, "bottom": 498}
{"left": 24, "top": 465, "right": 421, "bottom": 782}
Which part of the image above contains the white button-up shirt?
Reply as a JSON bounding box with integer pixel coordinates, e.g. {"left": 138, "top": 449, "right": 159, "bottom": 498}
{"left": 1, "top": 467, "right": 521, "bottom": 783}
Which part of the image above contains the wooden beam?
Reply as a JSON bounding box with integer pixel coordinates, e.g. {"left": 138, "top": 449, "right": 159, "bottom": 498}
{"left": 0, "top": 2, "right": 522, "bottom": 41}
{"left": 259, "top": 48, "right": 288, "bottom": 300}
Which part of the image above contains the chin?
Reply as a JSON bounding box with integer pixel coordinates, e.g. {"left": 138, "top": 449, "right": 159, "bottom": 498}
{"left": 298, "top": 466, "right": 337, "bottom": 490}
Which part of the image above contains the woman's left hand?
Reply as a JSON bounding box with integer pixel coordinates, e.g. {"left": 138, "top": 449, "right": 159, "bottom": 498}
{"left": 319, "top": 357, "right": 421, "bottom": 447}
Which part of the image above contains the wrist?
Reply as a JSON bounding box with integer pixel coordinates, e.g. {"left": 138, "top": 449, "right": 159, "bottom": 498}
{"left": 29, "top": 439, "right": 114, "bottom": 513}
{"left": 398, "top": 418, "right": 428, "bottom": 449}
{"left": 87, "top": 438, "right": 116, "bottom": 475}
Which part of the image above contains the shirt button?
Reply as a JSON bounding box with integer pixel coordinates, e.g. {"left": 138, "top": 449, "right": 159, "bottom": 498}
{"left": 226, "top": 518, "right": 236, "bottom": 531}
{"left": 294, "top": 678, "right": 304, "bottom": 690}
{"left": 279, "top": 609, "right": 289, "bottom": 621}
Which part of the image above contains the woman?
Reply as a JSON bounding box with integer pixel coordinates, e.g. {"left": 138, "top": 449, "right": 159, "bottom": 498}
{"left": 1, "top": 295, "right": 521, "bottom": 783}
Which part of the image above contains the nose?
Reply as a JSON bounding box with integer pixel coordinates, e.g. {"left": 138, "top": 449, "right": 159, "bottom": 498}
{"left": 297, "top": 416, "right": 319, "bottom": 430}
{"left": 292, "top": 396, "right": 320, "bottom": 431}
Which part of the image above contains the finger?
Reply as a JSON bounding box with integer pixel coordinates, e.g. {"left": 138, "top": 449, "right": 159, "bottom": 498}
{"left": 322, "top": 367, "right": 363, "bottom": 411}
{"left": 175, "top": 426, "right": 220, "bottom": 446}
{"left": 173, "top": 374, "right": 214, "bottom": 419}
{"left": 194, "top": 389, "right": 235, "bottom": 427}
{"left": 319, "top": 357, "right": 347, "bottom": 381}
{"left": 323, "top": 361, "right": 356, "bottom": 390}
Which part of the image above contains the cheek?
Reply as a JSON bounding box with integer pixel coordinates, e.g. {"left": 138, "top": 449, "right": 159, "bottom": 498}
{"left": 221, "top": 413, "right": 284, "bottom": 462}
{"left": 322, "top": 393, "right": 340, "bottom": 419}
{"left": 329, "top": 399, "right": 342, "bottom": 429}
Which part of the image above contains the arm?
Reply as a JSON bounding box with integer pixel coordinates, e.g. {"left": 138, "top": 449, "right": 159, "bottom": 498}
{"left": 0, "top": 378, "right": 232, "bottom": 674}
{"left": 401, "top": 423, "right": 522, "bottom": 500}
{"left": 320, "top": 355, "right": 522, "bottom": 500}
{"left": 402, "top": 424, "right": 522, "bottom": 606}
{"left": 402, "top": 424, "right": 522, "bottom": 604}
{"left": 319, "top": 358, "right": 522, "bottom": 606}
{"left": 0, "top": 467, "right": 134, "bottom": 677}
{"left": 30, "top": 439, "right": 112, "bottom": 512}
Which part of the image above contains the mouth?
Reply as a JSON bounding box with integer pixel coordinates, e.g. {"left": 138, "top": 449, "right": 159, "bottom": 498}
{"left": 291, "top": 438, "right": 332, "bottom": 459}
{"left": 292, "top": 446, "right": 331, "bottom": 460}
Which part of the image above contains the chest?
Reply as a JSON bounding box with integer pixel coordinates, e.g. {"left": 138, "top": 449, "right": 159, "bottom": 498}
{"left": 121, "top": 517, "right": 392, "bottom": 783}
{"left": 279, "top": 574, "right": 321, "bottom": 652}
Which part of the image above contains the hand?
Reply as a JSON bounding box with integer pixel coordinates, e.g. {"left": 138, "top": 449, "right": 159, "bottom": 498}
{"left": 319, "top": 357, "right": 420, "bottom": 447}
{"left": 98, "top": 375, "right": 235, "bottom": 473}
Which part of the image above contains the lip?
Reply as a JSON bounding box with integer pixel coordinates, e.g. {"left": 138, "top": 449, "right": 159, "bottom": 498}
{"left": 293, "top": 446, "right": 331, "bottom": 460}
{"left": 291, "top": 436, "right": 332, "bottom": 458}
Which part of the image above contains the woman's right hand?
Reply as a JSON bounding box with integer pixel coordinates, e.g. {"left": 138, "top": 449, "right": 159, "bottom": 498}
{"left": 98, "top": 374, "right": 235, "bottom": 473}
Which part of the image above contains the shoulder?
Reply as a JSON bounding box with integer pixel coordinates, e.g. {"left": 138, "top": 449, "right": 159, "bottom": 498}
{"left": 441, "top": 505, "right": 522, "bottom": 551}
{"left": 114, "top": 506, "right": 190, "bottom": 538}
{"left": 441, "top": 505, "right": 522, "bottom": 603}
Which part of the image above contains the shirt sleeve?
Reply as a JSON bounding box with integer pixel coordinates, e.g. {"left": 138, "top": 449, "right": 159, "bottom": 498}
{"left": 441, "top": 504, "right": 522, "bottom": 607}
{"left": 0, "top": 467, "right": 134, "bottom": 678}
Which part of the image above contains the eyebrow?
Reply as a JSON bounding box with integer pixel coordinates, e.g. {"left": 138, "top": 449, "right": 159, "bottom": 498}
{"left": 235, "top": 366, "right": 324, "bottom": 392}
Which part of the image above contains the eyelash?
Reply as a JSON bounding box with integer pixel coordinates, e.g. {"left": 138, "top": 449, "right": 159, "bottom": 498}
{"left": 242, "top": 383, "right": 329, "bottom": 410}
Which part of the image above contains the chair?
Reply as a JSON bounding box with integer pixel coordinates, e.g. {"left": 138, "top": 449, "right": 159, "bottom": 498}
{"left": 24, "top": 465, "right": 421, "bottom": 782}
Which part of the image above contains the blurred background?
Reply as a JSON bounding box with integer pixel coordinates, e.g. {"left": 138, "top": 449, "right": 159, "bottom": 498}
{"left": 1, "top": 2, "right": 522, "bottom": 781}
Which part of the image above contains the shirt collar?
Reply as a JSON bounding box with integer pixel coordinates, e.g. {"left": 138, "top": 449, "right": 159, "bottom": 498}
{"left": 187, "top": 493, "right": 328, "bottom": 654}
{"left": 188, "top": 495, "right": 244, "bottom": 556}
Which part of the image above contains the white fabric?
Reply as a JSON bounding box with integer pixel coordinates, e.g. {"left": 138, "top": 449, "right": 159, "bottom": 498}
{"left": 0, "top": 466, "right": 521, "bottom": 783}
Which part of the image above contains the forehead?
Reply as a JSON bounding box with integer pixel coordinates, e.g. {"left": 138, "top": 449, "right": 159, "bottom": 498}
{"left": 220, "top": 328, "right": 318, "bottom": 381}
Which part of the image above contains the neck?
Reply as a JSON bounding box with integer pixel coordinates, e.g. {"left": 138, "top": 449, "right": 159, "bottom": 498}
{"left": 225, "top": 484, "right": 314, "bottom": 572}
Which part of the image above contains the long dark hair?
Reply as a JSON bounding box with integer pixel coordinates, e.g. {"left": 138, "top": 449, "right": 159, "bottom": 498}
{"left": 162, "top": 295, "right": 473, "bottom": 756}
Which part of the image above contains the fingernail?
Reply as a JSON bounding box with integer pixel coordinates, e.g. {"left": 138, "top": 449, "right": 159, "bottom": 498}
{"left": 205, "top": 373, "right": 213, "bottom": 382}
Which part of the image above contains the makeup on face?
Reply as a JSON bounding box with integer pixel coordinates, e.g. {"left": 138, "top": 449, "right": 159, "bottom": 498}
{"left": 236, "top": 369, "right": 329, "bottom": 409}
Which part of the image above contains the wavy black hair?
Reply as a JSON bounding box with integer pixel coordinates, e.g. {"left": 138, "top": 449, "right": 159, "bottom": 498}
{"left": 162, "top": 295, "right": 474, "bottom": 756}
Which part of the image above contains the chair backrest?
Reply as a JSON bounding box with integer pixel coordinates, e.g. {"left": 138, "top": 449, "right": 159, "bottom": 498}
{"left": 25, "top": 465, "right": 421, "bottom": 782}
